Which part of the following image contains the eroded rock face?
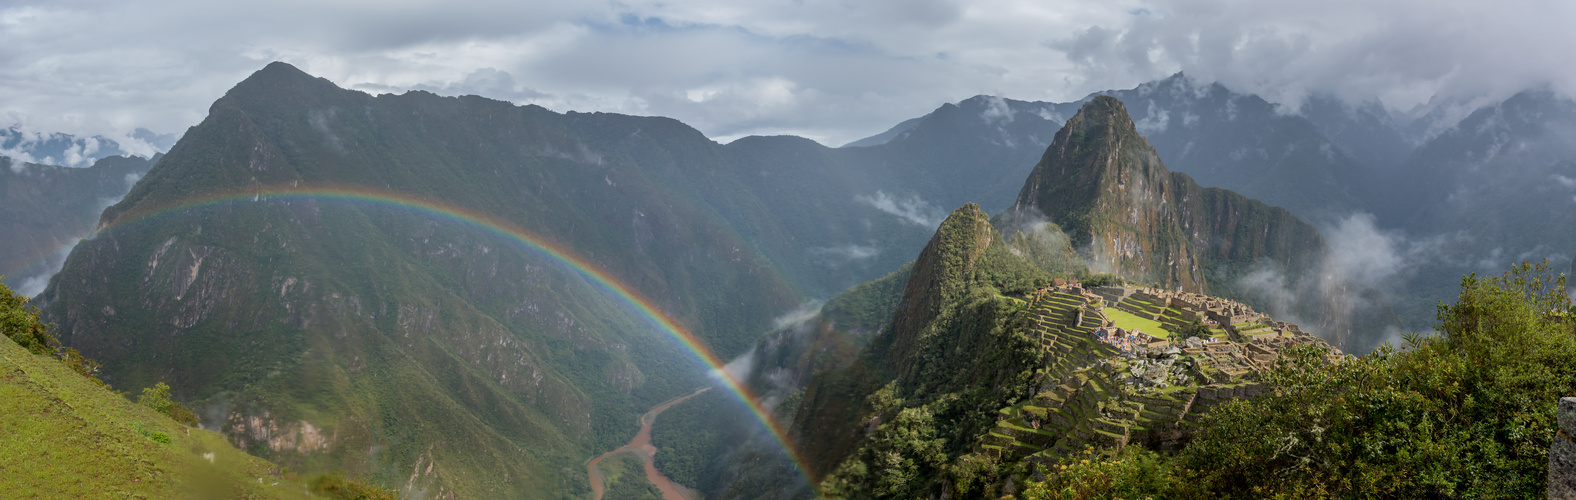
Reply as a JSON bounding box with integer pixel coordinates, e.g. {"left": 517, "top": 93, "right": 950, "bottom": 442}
{"left": 1550, "top": 397, "right": 1576, "bottom": 498}
{"left": 1567, "top": 256, "right": 1574, "bottom": 299}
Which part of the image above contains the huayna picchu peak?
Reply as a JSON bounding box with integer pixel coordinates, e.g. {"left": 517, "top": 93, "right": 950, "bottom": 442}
{"left": 1010, "top": 96, "right": 1324, "bottom": 294}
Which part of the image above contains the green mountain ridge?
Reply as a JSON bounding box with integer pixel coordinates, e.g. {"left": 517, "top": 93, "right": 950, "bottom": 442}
{"left": 39, "top": 61, "right": 806, "bottom": 497}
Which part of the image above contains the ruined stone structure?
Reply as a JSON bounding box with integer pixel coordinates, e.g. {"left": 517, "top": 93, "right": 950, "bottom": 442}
{"left": 979, "top": 285, "right": 1341, "bottom": 470}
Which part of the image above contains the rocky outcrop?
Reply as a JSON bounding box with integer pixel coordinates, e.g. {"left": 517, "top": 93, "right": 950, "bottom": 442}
{"left": 1550, "top": 397, "right": 1576, "bottom": 498}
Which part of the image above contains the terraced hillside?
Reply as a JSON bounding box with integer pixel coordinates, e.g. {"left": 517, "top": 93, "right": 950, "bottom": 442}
{"left": 976, "top": 284, "right": 1340, "bottom": 475}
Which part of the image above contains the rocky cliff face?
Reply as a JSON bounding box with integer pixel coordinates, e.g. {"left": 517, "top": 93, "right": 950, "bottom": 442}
{"left": 1010, "top": 96, "right": 1324, "bottom": 294}
{"left": 1549, "top": 397, "right": 1576, "bottom": 498}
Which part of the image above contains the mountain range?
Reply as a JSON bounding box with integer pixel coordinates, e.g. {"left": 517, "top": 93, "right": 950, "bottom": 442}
{"left": 8, "top": 60, "right": 1576, "bottom": 497}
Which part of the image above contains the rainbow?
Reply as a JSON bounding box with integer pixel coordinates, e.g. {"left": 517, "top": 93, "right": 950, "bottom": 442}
{"left": 98, "top": 184, "right": 819, "bottom": 492}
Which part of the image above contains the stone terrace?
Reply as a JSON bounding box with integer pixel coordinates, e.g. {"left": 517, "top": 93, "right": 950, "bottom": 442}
{"left": 977, "top": 283, "right": 1343, "bottom": 470}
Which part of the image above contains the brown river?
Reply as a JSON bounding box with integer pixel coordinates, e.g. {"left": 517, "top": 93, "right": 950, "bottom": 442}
{"left": 586, "top": 387, "right": 710, "bottom": 500}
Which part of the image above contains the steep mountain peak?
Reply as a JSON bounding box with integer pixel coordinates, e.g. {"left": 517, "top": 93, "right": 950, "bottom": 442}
{"left": 244, "top": 61, "right": 325, "bottom": 88}
{"left": 1062, "top": 95, "right": 1142, "bottom": 138}
{"left": 887, "top": 203, "right": 995, "bottom": 365}
{"left": 1011, "top": 95, "right": 1323, "bottom": 293}
{"left": 1012, "top": 95, "right": 1163, "bottom": 241}
{"left": 217, "top": 61, "right": 350, "bottom": 113}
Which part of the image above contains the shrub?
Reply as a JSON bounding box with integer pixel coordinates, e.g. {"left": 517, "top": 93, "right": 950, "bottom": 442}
{"left": 138, "top": 382, "right": 201, "bottom": 427}
{"left": 1, "top": 281, "right": 55, "bottom": 356}
{"left": 1020, "top": 446, "right": 1178, "bottom": 500}
{"left": 309, "top": 473, "right": 401, "bottom": 500}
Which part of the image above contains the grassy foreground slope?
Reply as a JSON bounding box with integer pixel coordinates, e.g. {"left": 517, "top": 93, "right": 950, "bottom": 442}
{"left": 0, "top": 327, "right": 308, "bottom": 499}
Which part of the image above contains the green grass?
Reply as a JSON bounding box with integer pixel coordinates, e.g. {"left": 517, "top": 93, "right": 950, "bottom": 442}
{"left": 0, "top": 336, "right": 309, "bottom": 499}
{"left": 1103, "top": 307, "right": 1170, "bottom": 339}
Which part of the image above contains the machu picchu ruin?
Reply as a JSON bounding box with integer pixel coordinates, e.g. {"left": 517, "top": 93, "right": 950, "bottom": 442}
{"left": 979, "top": 282, "right": 1344, "bottom": 470}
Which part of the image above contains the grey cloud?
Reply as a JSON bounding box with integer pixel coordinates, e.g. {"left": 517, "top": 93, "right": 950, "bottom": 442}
{"left": 1046, "top": 1, "right": 1576, "bottom": 112}
{"left": 12, "top": 236, "right": 82, "bottom": 297}
{"left": 771, "top": 300, "right": 826, "bottom": 330}
{"left": 4, "top": 0, "right": 1574, "bottom": 146}
{"left": 1234, "top": 213, "right": 1469, "bottom": 352}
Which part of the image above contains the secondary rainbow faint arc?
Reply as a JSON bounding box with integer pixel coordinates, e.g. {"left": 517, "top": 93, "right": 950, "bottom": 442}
{"left": 100, "top": 184, "right": 819, "bottom": 490}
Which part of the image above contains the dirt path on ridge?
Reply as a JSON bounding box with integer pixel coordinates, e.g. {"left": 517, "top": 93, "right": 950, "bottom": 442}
{"left": 586, "top": 387, "right": 710, "bottom": 500}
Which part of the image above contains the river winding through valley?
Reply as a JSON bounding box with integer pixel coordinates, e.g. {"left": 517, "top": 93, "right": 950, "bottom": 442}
{"left": 586, "top": 387, "right": 710, "bottom": 500}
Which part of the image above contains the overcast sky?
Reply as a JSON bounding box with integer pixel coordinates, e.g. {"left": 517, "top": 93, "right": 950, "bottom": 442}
{"left": 3, "top": 0, "right": 1573, "bottom": 149}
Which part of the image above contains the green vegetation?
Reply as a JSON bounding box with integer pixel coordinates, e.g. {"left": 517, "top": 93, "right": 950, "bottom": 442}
{"left": 0, "top": 281, "right": 105, "bottom": 386}
{"left": 138, "top": 382, "right": 201, "bottom": 427}
{"left": 308, "top": 473, "right": 401, "bottom": 500}
{"left": 599, "top": 452, "right": 663, "bottom": 500}
{"left": 1, "top": 283, "right": 311, "bottom": 498}
{"left": 651, "top": 264, "right": 921, "bottom": 499}
{"left": 1102, "top": 307, "right": 1167, "bottom": 339}
{"left": 1, "top": 281, "right": 53, "bottom": 355}
{"left": 822, "top": 263, "right": 914, "bottom": 334}
{"left": 1172, "top": 317, "right": 1213, "bottom": 340}
{"left": 651, "top": 389, "right": 730, "bottom": 491}
{"left": 1019, "top": 446, "right": 1178, "bottom": 500}
{"left": 39, "top": 62, "right": 832, "bottom": 496}
{"left": 1018, "top": 261, "right": 1575, "bottom": 498}
{"left": 1080, "top": 273, "right": 1125, "bottom": 289}
{"left": 803, "top": 204, "right": 1053, "bottom": 498}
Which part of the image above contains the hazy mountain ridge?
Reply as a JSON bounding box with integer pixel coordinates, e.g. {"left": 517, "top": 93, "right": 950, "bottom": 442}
{"left": 1, "top": 154, "right": 157, "bottom": 296}
{"left": 1, "top": 127, "right": 177, "bottom": 167}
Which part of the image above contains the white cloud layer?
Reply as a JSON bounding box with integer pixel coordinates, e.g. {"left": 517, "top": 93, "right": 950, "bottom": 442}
{"left": 856, "top": 190, "right": 947, "bottom": 227}
{"left": 3, "top": 0, "right": 1574, "bottom": 145}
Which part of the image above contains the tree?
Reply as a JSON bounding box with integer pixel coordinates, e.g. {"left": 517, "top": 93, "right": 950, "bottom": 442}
{"left": 2, "top": 281, "right": 106, "bottom": 385}
{"left": 1175, "top": 317, "right": 1211, "bottom": 339}
{"left": 139, "top": 382, "right": 201, "bottom": 427}
{"left": 1178, "top": 260, "right": 1575, "bottom": 498}
{"left": 1, "top": 281, "right": 54, "bottom": 356}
